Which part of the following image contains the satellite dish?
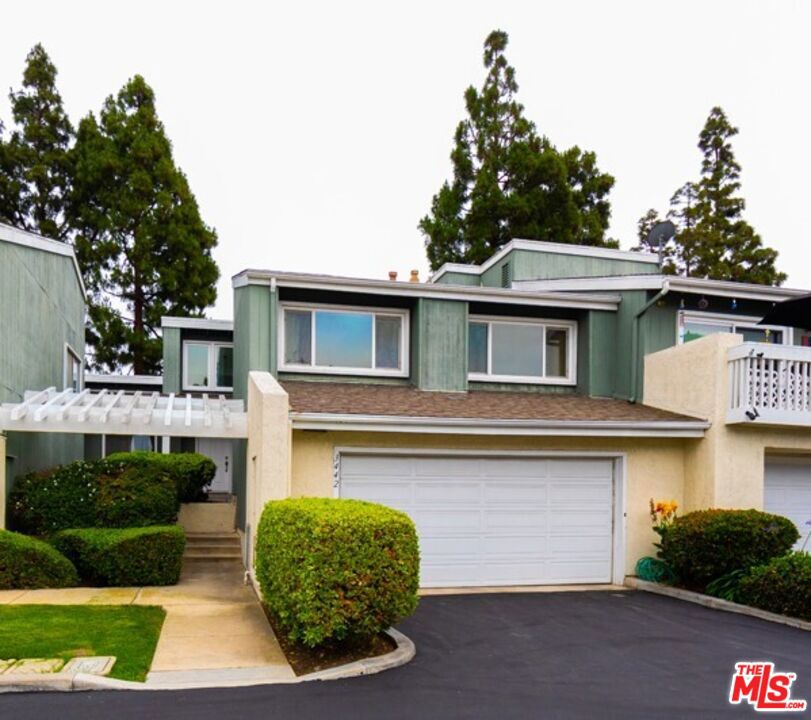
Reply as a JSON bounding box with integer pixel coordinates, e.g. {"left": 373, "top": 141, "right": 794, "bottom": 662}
{"left": 646, "top": 220, "right": 676, "bottom": 249}
{"left": 645, "top": 220, "right": 676, "bottom": 269}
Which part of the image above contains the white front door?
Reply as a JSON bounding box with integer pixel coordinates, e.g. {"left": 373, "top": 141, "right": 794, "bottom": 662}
{"left": 196, "top": 438, "right": 233, "bottom": 494}
{"left": 764, "top": 457, "right": 811, "bottom": 550}
{"left": 339, "top": 453, "right": 615, "bottom": 587}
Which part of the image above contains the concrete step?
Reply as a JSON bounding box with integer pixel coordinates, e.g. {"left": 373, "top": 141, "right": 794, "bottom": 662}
{"left": 185, "top": 542, "right": 241, "bottom": 552}
{"left": 178, "top": 501, "right": 236, "bottom": 534}
{"left": 183, "top": 551, "right": 243, "bottom": 562}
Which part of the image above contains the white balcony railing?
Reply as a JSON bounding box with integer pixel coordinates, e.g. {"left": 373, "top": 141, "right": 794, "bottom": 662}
{"left": 728, "top": 343, "right": 811, "bottom": 425}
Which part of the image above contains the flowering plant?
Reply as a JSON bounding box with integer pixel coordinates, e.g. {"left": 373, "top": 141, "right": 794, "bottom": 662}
{"left": 650, "top": 498, "right": 678, "bottom": 549}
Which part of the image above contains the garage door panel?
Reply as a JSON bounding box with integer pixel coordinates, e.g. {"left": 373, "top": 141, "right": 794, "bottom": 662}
{"left": 765, "top": 459, "right": 811, "bottom": 550}
{"left": 340, "top": 454, "right": 615, "bottom": 587}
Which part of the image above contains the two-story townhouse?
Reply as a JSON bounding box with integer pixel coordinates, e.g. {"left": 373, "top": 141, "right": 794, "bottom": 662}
{"left": 0, "top": 222, "right": 86, "bottom": 515}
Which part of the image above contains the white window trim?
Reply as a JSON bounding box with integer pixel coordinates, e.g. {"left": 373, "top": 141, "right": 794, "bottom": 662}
{"left": 64, "top": 343, "right": 83, "bottom": 392}
{"left": 182, "top": 341, "right": 234, "bottom": 391}
{"left": 677, "top": 310, "right": 792, "bottom": 345}
{"left": 278, "top": 302, "right": 410, "bottom": 378}
{"left": 468, "top": 315, "right": 578, "bottom": 386}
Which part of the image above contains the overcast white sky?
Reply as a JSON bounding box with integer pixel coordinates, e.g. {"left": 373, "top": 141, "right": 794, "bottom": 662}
{"left": 2, "top": 1, "right": 810, "bottom": 319}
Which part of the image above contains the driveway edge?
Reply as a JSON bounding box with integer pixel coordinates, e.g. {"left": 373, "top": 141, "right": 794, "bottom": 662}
{"left": 0, "top": 627, "right": 416, "bottom": 693}
{"left": 625, "top": 577, "right": 811, "bottom": 631}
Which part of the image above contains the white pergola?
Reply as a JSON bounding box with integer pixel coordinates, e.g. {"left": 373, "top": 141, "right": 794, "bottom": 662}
{"left": 0, "top": 388, "right": 247, "bottom": 439}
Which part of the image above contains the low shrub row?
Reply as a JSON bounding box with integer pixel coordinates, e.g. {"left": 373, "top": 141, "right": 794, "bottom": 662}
{"left": 0, "top": 530, "right": 78, "bottom": 590}
{"left": 9, "top": 452, "right": 215, "bottom": 535}
{"left": 737, "top": 553, "right": 811, "bottom": 622}
{"left": 53, "top": 526, "right": 186, "bottom": 587}
{"left": 256, "top": 498, "right": 419, "bottom": 647}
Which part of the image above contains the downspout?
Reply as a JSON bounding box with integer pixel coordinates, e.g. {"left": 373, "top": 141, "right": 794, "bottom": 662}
{"left": 629, "top": 280, "right": 670, "bottom": 403}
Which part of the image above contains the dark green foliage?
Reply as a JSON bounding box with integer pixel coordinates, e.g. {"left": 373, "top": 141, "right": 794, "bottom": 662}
{"left": 94, "top": 466, "right": 178, "bottom": 528}
{"left": 9, "top": 462, "right": 100, "bottom": 535}
{"left": 256, "top": 498, "right": 420, "bottom": 647}
{"left": 52, "top": 526, "right": 185, "bottom": 587}
{"left": 0, "top": 44, "right": 73, "bottom": 239}
{"left": 705, "top": 569, "right": 746, "bottom": 603}
{"left": 9, "top": 457, "right": 180, "bottom": 535}
{"left": 102, "top": 451, "right": 215, "bottom": 502}
{"left": 738, "top": 552, "right": 811, "bottom": 621}
{"left": 0, "top": 529, "right": 78, "bottom": 589}
{"left": 420, "top": 30, "right": 615, "bottom": 271}
{"left": 636, "top": 107, "right": 785, "bottom": 285}
{"left": 659, "top": 509, "right": 799, "bottom": 591}
{"left": 69, "top": 75, "right": 219, "bottom": 374}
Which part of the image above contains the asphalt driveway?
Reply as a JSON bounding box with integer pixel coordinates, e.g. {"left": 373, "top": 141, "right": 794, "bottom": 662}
{"left": 2, "top": 590, "right": 809, "bottom": 719}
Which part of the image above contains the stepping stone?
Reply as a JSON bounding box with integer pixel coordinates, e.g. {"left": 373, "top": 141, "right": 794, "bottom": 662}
{"left": 6, "top": 658, "right": 65, "bottom": 674}
{"left": 62, "top": 656, "right": 116, "bottom": 676}
{"left": 0, "top": 659, "right": 16, "bottom": 675}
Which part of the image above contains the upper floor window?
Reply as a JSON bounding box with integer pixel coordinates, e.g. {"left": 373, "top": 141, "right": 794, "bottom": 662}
{"left": 279, "top": 303, "right": 409, "bottom": 377}
{"left": 468, "top": 316, "right": 577, "bottom": 385}
{"left": 64, "top": 344, "right": 82, "bottom": 392}
{"left": 183, "top": 342, "right": 233, "bottom": 391}
{"left": 679, "top": 312, "right": 788, "bottom": 345}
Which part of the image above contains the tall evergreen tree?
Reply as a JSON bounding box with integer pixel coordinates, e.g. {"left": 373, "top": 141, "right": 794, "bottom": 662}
{"left": 0, "top": 44, "right": 74, "bottom": 239}
{"left": 420, "top": 31, "right": 615, "bottom": 271}
{"left": 637, "top": 107, "right": 785, "bottom": 285}
{"left": 70, "top": 76, "right": 219, "bottom": 373}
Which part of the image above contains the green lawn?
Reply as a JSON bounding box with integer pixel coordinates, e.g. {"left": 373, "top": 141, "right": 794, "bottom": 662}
{"left": 0, "top": 605, "right": 166, "bottom": 682}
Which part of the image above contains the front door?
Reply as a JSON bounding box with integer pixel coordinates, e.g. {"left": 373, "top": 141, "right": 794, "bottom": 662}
{"left": 196, "top": 438, "right": 233, "bottom": 494}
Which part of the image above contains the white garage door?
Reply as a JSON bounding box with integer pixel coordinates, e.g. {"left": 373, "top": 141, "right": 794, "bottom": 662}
{"left": 339, "top": 453, "right": 615, "bottom": 587}
{"left": 765, "top": 457, "right": 811, "bottom": 550}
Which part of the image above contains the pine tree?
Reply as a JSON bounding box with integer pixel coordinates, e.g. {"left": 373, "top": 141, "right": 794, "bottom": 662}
{"left": 0, "top": 44, "right": 74, "bottom": 239}
{"left": 637, "top": 107, "right": 785, "bottom": 285}
{"left": 69, "top": 76, "right": 219, "bottom": 373}
{"left": 420, "top": 31, "right": 615, "bottom": 271}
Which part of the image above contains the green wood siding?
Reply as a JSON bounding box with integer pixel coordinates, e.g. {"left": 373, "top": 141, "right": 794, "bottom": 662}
{"left": 414, "top": 298, "right": 467, "bottom": 391}
{"left": 433, "top": 271, "right": 480, "bottom": 286}
{"left": 161, "top": 327, "right": 181, "bottom": 393}
{"left": 0, "top": 239, "right": 85, "bottom": 492}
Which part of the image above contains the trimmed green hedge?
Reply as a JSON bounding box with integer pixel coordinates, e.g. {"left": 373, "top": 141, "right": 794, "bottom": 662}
{"left": 0, "top": 529, "right": 78, "bottom": 589}
{"left": 256, "top": 498, "right": 419, "bottom": 647}
{"left": 9, "top": 457, "right": 183, "bottom": 535}
{"left": 738, "top": 552, "right": 811, "bottom": 621}
{"left": 660, "top": 509, "right": 799, "bottom": 591}
{"left": 52, "top": 526, "right": 186, "bottom": 587}
{"left": 102, "top": 451, "right": 216, "bottom": 502}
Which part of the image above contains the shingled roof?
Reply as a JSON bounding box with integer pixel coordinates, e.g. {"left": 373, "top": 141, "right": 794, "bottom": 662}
{"left": 282, "top": 381, "right": 705, "bottom": 429}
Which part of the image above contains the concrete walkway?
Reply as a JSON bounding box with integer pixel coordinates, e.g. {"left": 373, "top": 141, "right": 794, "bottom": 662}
{"left": 0, "top": 560, "right": 295, "bottom": 685}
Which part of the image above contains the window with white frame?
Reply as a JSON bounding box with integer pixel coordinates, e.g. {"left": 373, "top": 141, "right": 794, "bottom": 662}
{"left": 678, "top": 311, "right": 788, "bottom": 346}
{"left": 468, "top": 316, "right": 577, "bottom": 384}
{"left": 64, "top": 344, "right": 82, "bottom": 392}
{"left": 279, "top": 304, "right": 409, "bottom": 376}
{"left": 183, "top": 342, "right": 234, "bottom": 390}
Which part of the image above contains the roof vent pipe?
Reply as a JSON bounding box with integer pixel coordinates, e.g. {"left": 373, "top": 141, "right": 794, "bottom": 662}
{"left": 409, "top": 270, "right": 419, "bottom": 283}
{"left": 388, "top": 271, "right": 398, "bottom": 281}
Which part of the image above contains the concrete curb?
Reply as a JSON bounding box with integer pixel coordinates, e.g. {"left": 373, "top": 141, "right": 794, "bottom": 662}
{"left": 0, "top": 627, "right": 416, "bottom": 693}
{"left": 625, "top": 577, "right": 811, "bottom": 632}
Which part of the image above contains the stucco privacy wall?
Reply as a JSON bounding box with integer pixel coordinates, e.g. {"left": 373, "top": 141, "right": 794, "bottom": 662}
{"left": 245, "top": 372, "right": 291, "bottom": 560}
{"left": 290, "top": 430, "right": 689, "bottom": 576}
{"left": 644, "top": 333, "right": 811, "bottom": 511}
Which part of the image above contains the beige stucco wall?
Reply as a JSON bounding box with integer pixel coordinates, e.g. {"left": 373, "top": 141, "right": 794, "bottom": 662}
{"left": 644, "top": 333, "right": 811, "bottom": 512}
{"left": 290, "top": 430, "right": 689, "bottom": 576}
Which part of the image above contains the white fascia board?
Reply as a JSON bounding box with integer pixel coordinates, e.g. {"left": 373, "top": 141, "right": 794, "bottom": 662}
{"left": 0, "top": 222, "right": 86, "bottom": 297}
{"left": 290, "top": 412, "right": 709, "bottom": 437}
{"left": 515, "top": 275, "right": 809, "bottom": 303}
{"left": 233, "top": 270, "right": 621, "bottom": 311}
{"left": 161, "top": 316, "right": 234, "bottom": 331}
{"left": 429, "top": 240, "right": 659, "bottom": 283}
{"left": 84, "top": 373, "right": 163, "bottom": 386}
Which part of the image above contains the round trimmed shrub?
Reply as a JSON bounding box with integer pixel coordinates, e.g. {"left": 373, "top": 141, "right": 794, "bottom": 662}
{"left": 659, "top": 509, "right": 799, "bottom": 591}
{"left": 52, "top": 526, "right": 186, "bottom": 587}
{"left": 9, "top": 462, "right": 100, "bottom": 535}
{"left": 256, "top": 498, "right": 420, "bottom": 647}
{"left": 95, "top": 466, "right": 179, "bottom": 527}
{"left": 738, "top": 552, "right": 811, "bottom": 621}
{"left": 102, "top": 451, "right": 216, "bottom": 502}
{"left": 0, "top": 529, "right": 78, "bottom": 589}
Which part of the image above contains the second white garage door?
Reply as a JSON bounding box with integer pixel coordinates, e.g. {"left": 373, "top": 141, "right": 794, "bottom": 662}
{"left": 339, "top": 453, "right": 615, "bottom": 587}
{"left": 765, "top": 457, "right": 811, "bottom": 551}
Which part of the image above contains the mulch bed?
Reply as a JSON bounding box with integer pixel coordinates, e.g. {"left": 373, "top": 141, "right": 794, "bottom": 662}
{"left": 263, "top": 608, "right": 396, "bottom": 676}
